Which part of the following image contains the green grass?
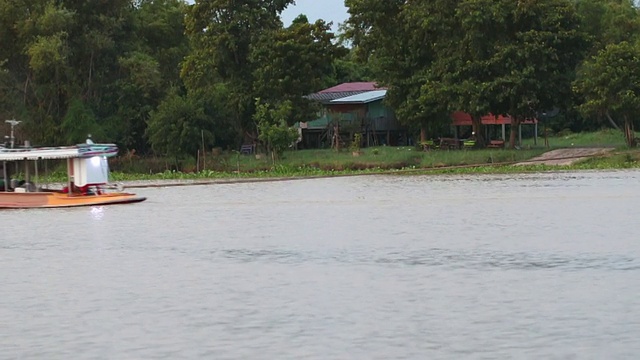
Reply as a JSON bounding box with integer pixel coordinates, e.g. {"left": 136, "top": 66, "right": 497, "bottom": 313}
{"left": 23, "top": 130, "right": 640, "bottom": 183}
{"left": 211, "top": 146, "right": 547, "bottom": 172}
{"left": 522, "top": 128, "right": 637, "bottom": 148}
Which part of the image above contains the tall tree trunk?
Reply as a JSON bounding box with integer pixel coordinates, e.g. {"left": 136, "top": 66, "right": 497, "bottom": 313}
{"left": 508, "top": 116, "right": 521, "bottom": 149}
{"left": 471, "top": 115, "right": 485, "bottom": 148}
{"left": 420, "top": 126, "right": 427, "bottom": 143}
{"left": 624, "top": 115, "right": 636, "bottom": 147}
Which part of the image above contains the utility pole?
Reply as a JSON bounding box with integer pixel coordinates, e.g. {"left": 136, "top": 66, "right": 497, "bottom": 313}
{"left": 5, "top": 119, "right": 21, "bottom": 148}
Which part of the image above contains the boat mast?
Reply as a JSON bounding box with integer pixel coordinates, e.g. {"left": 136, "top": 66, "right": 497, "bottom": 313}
{"left": 3, "top": 119, "right": 21, "bottom": 191}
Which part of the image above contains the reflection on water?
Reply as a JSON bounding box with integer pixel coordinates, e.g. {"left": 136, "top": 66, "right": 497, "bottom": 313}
{"left": 89, "top": 206, "right": 105, "bottom": 221}
{"left": 1, "top": 170, "right": 640, "bottom": 359}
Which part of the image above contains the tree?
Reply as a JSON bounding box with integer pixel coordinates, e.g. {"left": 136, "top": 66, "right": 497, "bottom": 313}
{"left": 135, "top": 0, "right": 190, "bottom": 86}
{"left": 146, "top": 92, "right": 215, "bottom": 160}
{"left": 183, "top": 1, "right": 342, "bottom": 147}
{"left": 574, "top": 41, "right": 640, "bottom": 147}
{"left": 345, "top": 0, "right": 587, "bottom": 147}
{"left": 576, "top": 0, "right": 640, "bottom": 53}
{"left": 61, "top": 97, "right": 103, "bottom": 144}
{"left": 182, "top": 0, "right": 293, "bottom": 145}
{"left": 0, "top": 0, "right": 188, "bottom": 151}
{"left": 344, "top": 0, "right": 458, "bottom": 142}
{"left": 571, "top": 0, "right": 640, "bottom": 131}
{"left": 105, "top": 0, "right": 190, "bottom": 152}
{"left": 254, "top": 99, "right": 299, "bottom": 161}
{"left": 106, "top": 51, "right": 163, "bottom": 151}
{"left": 251, "top": 16, "right": 346, "bottom": 126}
{"left": 14, "top": 0, "right": 77, "bottom": 144}
{"left": 331, "top": 48, "right": 375, "bottom": 84}
{"left": 449, "top": 0, "right": 586, "bottom": 148}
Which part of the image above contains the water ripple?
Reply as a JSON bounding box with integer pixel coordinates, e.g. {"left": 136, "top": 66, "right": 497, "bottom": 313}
{"left": 2, "top": 170, "right": 640, "bottom": 359}
{"left": 216, "top": 248, "right": 639, "bottom": 271}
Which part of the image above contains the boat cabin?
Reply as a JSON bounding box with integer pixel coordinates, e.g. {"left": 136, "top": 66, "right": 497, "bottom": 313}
{"left": 0, "top": 139, "right": 117, "bottom": 194}
{"left": 0, "top": 134, "right": 145, "bottom": 208}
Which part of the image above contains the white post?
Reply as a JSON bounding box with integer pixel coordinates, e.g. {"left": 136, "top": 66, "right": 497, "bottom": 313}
{"left": 67, "top": 158, "right": 73, "bottom": 196}
{"left": 24, "top": 159, "right": 29, "bottom": 191}
{"left": 34, "top": 159, "right": 39, "bottom": 191}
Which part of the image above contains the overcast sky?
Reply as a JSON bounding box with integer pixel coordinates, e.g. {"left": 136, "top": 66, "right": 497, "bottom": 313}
{"left": 281, "top": 0, "right": 348, "bottom": 31}
{"left": 185, "top": 0, "right": 349, "bottom": 32}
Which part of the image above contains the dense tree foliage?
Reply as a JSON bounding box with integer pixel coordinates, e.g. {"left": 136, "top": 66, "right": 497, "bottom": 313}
{"left": 146, "top": 90, "right": 214, "bottom": 159}
{"left": 179, "top": 0, "right": 344, "bottom": 153}
{"left": 345, "top": 0, "right": 588, "bottom": 148}
{"left": 0, "top": 0, "right": 188, "bottom": 151}
{"left": 1, "top": 0, "right": 349, "bottom": 157}
{"left": 2, "top": 0, "right": 640, "bottom": 155}
{"left": 253, "top": 99, "right": 299, "bottom": 160}
{"left": 344, "top": 0, "right": 451, "bottom": 141}
{"left": 575, "top": 41, "right": 640, "bottom": 146}
{"left": 251, "top": 15, "right": 347, "bottom": 126}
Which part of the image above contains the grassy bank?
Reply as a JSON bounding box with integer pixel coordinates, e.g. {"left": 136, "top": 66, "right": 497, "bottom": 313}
{"left": 408, "top": 147, "right": 640, "bottom": 176}
{"left": 30, "top": 130, "right": 640, "bottom": 183}
{"left": 522, "top": 128, "right": 629, "bottom": 148}
{"left": 106, "top": 146, "right": 549, "bottom": 181}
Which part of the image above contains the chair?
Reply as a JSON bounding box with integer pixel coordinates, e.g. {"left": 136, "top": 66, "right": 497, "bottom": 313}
{"left": 240, "top": 144, "right": 255, "bottom": 155}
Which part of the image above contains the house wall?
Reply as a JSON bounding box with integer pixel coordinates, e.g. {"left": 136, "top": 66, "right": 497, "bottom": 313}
{"left": 367, "top": 101, "right": 398, "bottom": 131}
{"left": 325, "top": 100, "right": 399, "bottom": 131}
{"left": 299, "top": 99, "right": 407, "bottom": 149}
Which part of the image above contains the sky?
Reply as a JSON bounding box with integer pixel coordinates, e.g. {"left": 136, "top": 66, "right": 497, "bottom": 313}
{"left": 184, "top": 0, "right": 349, "bottom": 33}
{"left": 281, "top": 0, "right": 348, "bottom": 31}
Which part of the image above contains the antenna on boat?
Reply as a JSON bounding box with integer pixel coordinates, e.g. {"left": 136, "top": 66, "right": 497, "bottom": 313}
{"left": 4, "top": 119, "right": 21, "bottom": 149}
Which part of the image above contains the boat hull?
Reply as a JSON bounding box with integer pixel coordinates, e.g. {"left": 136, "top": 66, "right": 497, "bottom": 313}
{"left": 0, "top": 191, "right": 146, "bottom": 209}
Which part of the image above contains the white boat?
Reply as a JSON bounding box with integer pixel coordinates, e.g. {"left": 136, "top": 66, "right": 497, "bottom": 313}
{"left": 0, "top": 134, "right": 146, "bottom": 209}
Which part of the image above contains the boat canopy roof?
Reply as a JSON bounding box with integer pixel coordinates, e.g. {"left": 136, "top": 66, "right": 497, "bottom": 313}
{"left": 0, "top": 143, "right": 118, "bottom": 161}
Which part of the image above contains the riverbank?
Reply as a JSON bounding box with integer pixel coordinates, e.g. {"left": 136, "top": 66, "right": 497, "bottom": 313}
{"left": 29, "top": 130, "right": 640, "bottom": 186}
{"left": 106, "top": 130, "right": 638, "bottom": 181}
{"left": 112, "top": 147, "right": 640, "bottom": 189}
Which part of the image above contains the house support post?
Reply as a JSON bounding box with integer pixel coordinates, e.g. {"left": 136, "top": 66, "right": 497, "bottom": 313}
{"left": 67, "top": 158, "right": 73, "bottom": 196}
{"left": 2, "top": 161, "right": 7, "bottom": 191}
{"left": 34, "top": 159, "right": 39, "bottom": 191}
{"left": 24, "top": 159, "right": 29, "bottom": 191}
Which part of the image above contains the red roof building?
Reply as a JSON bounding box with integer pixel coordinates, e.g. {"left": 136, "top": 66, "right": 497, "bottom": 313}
{"left": 318, "top": 82, "right": 384, "bottom": 93}
{"left": 451, "top": 111, "right": 538, "bottom": 126}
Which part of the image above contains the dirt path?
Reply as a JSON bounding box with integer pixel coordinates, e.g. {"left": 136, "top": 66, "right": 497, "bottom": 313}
{"left": 516, "top": 147, "right": 615, "bottom": 166}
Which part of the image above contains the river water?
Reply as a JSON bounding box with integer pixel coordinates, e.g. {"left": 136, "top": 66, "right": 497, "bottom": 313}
{"left": 2, "top": 171, "right": 640, "bottom": 359}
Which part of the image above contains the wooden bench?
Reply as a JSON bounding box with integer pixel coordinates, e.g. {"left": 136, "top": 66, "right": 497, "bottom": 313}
{"left": 240, "top": 144, "right": 255, "bottom": 155}
{"left": 440, "top": 138, "right": 461, "bottom": 150}
{"left": 487, "top": 140, "right": 505, "bottom": 148}
{"left": 420, "top": 140, "right": 439, "bottom": 151}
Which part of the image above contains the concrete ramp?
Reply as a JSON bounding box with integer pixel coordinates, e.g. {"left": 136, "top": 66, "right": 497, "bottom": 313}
{"left": 516, "top": 148, "right": 615, "bottom": 166}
